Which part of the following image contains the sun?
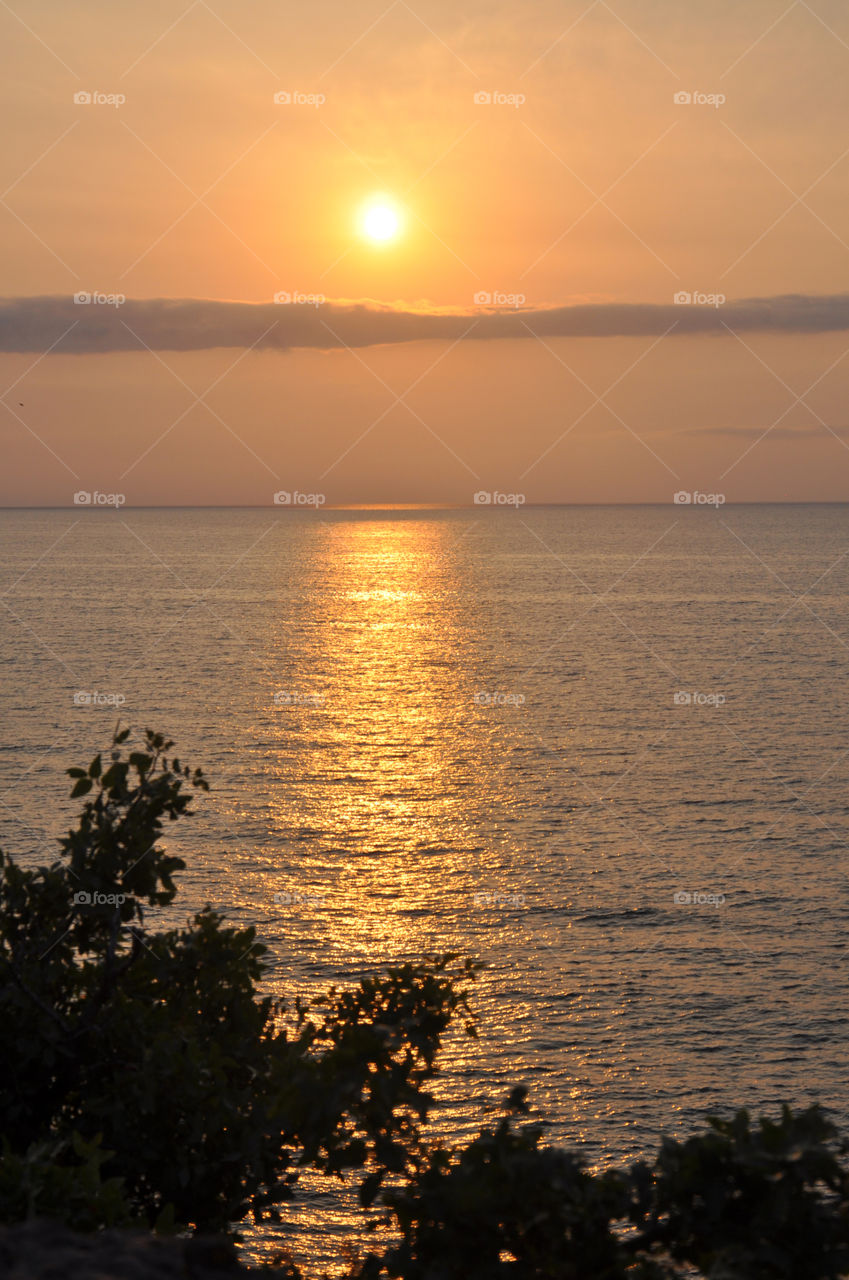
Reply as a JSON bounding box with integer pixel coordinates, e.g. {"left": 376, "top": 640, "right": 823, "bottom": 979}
{"left": 359, "top": 197, "right": 403, "bottom": 244}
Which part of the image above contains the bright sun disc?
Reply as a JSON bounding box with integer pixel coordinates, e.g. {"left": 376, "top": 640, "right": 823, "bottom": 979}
{"left": 361, "top": 201, "right": 401, "bottom": 243}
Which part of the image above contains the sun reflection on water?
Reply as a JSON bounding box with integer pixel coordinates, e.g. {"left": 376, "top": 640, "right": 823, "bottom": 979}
{"left": 236, "top": 513, "right": 657, "bottom": 1271}
{"left": 251, "top": 516, "right": 495, "bottom": 1271}
{"left": 264, "top": 516, "right": 483, "bottom": 970}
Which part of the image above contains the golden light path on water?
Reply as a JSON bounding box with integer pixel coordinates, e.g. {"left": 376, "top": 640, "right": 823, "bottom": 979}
{"left": 237, "top": 515, "right": 602, "bottom": 1271}
{"left": 248, "top": 517, "right": 491, "bottom": 1270}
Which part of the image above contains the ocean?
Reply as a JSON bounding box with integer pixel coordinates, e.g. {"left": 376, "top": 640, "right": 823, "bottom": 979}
{"left": 2, "top": 503, "right": 849, "bottom": 1267}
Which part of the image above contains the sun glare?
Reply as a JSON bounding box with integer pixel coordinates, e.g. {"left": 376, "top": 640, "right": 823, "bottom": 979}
{"left": 360, "top": 198, "right": 402, "bottom": 244}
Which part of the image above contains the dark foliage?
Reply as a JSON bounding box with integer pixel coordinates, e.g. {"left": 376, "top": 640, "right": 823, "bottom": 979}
{"left": 2, "top": 728, "right": 848, "bottom": 1279}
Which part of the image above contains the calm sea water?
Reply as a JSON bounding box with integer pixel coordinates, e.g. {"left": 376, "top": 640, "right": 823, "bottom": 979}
{"left": 2, "top": 504, "right": 849, "bottom": 1267}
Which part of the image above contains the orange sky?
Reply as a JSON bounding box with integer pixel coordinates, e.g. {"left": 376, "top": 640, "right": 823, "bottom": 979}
{"left": 2, "top": 0, "right": 849, "bottom": 504}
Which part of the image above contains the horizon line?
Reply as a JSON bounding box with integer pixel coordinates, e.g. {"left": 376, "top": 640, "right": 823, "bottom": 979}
{"left": 3, "top": 500, "right": 849, "bottom": 511}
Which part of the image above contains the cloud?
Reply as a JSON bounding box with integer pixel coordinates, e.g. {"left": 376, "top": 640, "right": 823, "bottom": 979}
{"left": 3, "top": 293, "right": 849, "bottom": 354}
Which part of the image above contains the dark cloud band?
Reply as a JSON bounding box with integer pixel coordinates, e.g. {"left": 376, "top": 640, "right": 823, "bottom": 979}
{"left": 1, "top": 293, "right": 849, "bottom": 353}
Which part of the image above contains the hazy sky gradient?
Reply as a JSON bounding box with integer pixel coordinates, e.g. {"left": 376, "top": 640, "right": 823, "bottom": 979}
{"left": 2, "top": 0, "right": 849, "bottom": 503}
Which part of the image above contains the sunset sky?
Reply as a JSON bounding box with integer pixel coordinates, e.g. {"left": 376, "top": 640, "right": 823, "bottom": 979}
{"left": 2, "top": 0, "right": 849, "bottom": 504}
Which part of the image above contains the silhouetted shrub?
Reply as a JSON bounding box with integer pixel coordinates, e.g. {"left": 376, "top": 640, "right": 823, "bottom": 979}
{"left": 2, "top": 729, "right": 848, "bottom": 1279}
